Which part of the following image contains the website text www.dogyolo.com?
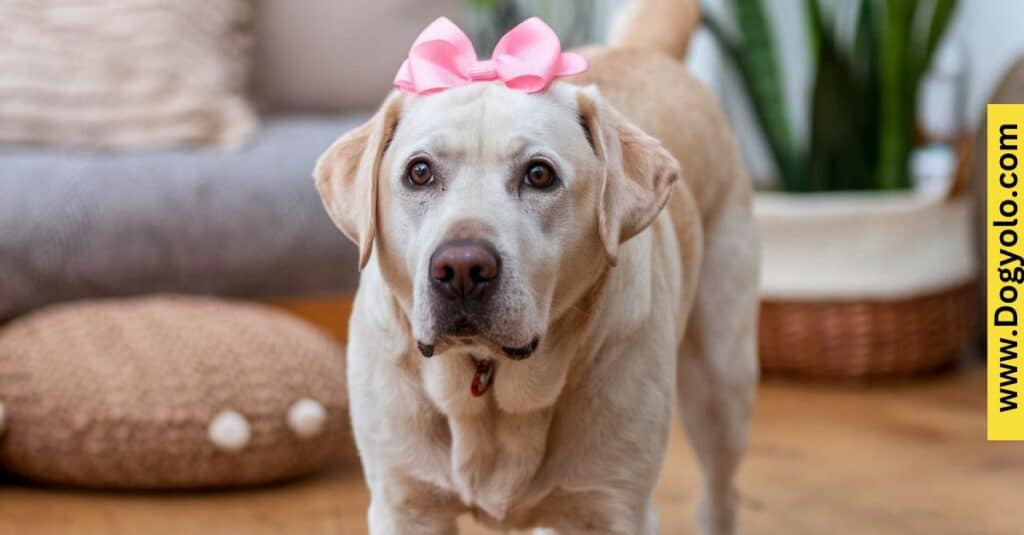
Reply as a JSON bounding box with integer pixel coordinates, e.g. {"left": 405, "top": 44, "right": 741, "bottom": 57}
{"left": 989, "top": 104, "right": 1024, "bottom": 440}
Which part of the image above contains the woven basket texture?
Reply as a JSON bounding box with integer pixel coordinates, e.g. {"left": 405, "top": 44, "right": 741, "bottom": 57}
{"left": 759, "top": 284, "right": 976, "bottom": 378}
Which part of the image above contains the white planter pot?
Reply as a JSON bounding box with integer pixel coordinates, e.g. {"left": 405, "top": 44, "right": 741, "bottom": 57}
{"left": 753, "top": 190, "right": 978, "bottom": 378}
{"left": 755, "top": 191, "right": 977, "bottom": 301}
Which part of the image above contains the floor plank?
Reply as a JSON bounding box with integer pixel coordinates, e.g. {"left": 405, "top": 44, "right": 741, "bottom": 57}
{"left": 1, "top": 362, "right": 1019, "bottom": 534}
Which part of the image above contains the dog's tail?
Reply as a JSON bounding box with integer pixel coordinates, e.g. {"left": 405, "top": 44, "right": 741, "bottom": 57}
{"left": 608, "top": 0, "right": 700, "bottom": 60}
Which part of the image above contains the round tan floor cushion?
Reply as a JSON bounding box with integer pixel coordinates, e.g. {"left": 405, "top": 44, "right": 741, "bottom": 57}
{"left": 0, "top": 296, "right": 350, "bottom": 489}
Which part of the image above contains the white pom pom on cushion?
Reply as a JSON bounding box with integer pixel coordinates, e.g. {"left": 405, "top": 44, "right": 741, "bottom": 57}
{"left": 287, "top": 398, "right": 328, "bottom": 439}
{"left": 208, "top": 410, "right": 252, "bottom": 451}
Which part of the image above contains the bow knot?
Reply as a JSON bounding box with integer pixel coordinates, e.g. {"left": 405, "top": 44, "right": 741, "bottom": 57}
{"left": 469, "top": 59, "right": 498, "bottom": 81}
{"left": 394, "top": 17, "right": 587, "bottom": 95}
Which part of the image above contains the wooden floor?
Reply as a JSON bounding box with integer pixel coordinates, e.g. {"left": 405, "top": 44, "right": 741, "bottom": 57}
{"left": 1, "top": 360, "right": 1020, "bottom": 534}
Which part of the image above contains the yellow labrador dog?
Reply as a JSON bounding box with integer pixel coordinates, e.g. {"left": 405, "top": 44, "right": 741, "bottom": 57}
{"left": 314, "top": 1, "right": 759, "bottom": 533}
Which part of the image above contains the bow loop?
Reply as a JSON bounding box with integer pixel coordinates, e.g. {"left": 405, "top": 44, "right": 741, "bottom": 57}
{"left": 394, "top": 17, "right": 478, "bottom": 94}
{"left": 393, "top": 16, "right": 588, "bottom": 95}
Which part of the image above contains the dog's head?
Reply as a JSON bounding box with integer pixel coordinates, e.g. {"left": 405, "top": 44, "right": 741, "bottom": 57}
{"left": 315, "top": 82, "right": 679, "bottom": 361}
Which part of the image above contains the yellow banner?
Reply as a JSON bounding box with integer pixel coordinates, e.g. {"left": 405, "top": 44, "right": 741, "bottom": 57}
{"left": 988, "top": 104, "right": 1024, "bottom": 440}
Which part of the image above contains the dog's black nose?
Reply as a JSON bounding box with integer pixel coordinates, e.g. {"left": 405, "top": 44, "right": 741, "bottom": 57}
{"left": 429, "top": 240, "right": 500, "bottom": 300}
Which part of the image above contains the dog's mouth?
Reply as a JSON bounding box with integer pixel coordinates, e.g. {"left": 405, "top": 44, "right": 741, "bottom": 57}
{"left": 500, "top": 337, "right": 539, "bottom": 360}
{"left": 416, "top": 336, "right": 540, "bottom": 360}
{"left": 415, "top": 333, "right": 538, "bottom": 398}
{"left": 415, "top": 318, "right": 539, "bottom": 397}
{"left": 416, "top": 314, "right": 540, "bottom": 361}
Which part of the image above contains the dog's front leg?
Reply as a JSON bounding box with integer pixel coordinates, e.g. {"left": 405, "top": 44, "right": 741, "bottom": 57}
{"left": 532, "top": 497, "right": 658, "bottom": 535}
{"left": 368, "top": 493, "right": 459, "bottom": 535}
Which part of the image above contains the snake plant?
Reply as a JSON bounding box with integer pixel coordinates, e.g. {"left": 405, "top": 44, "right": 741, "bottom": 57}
{"left": 705, "top": 0, "right": 958, "bottom": 192}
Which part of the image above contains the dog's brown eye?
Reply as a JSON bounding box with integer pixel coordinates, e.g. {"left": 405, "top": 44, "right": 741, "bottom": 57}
{"left": 407, "top": 160, "right": 433, "bottom": 186}
{"left": 524, "top": 162, "right": 556, "bottom": 189}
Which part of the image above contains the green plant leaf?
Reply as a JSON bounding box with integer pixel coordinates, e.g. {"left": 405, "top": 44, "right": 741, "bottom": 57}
{"left": 804, "top": 0, "right": 825, "bottom": 63}
{"left": 468, "top": 0, "right": 502, "bottom": 9}
{"left": 807, "top": 0, "right": 876, "bottom": 191}
{"left": 704, "top": 0, "right": 804, "bottom": 190}
{"left": 875, "top": 0, "right": 916, "bottom": 189}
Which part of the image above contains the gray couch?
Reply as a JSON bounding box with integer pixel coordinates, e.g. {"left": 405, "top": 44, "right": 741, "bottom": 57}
{"left": 0, "top": 117, "right": 365, "bottom": 321}
{"left": 0, "top": 0, "right": 457, "bottom": 321}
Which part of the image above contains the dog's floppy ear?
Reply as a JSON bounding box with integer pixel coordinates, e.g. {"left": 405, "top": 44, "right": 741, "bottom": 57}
{"left": 313, "top": 92, "right": 404, "bottom": 271}
{"left": 577, "top": 86, "right": 681, "bottom": 265}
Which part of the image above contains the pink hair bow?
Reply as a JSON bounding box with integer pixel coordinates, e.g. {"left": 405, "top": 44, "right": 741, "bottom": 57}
{"left": 394, "top": 16, "right": 588, "bottom": 95}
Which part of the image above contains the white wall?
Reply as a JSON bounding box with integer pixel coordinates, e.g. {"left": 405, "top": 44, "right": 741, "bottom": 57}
{"left": 960, "top": 0, "right": 1024, "bottom": 121}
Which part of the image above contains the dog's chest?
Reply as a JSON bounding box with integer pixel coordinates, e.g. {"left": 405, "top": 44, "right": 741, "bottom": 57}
{"left": 441, "top": 409, "right": 553, "bottom": 522}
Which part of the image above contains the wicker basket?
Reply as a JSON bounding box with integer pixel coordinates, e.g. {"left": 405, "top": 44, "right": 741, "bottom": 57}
{"left": 755, "top": 191, "right": 977, "bottom": 378}
{"left": 759, "top": 283, "right": 976, "bottom": 378}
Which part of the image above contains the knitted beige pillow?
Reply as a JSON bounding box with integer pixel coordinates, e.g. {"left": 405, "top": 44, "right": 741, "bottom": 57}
{"left": 0, "top": 0, "right": 258, "bottom": 149}
{"left": 0, "top": 296, "right": 351, "bottom": 489}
